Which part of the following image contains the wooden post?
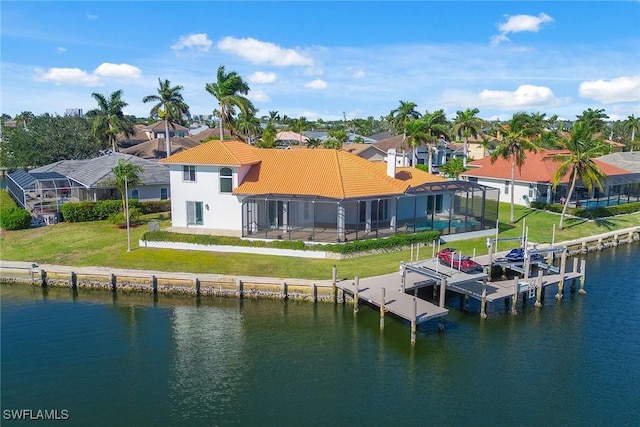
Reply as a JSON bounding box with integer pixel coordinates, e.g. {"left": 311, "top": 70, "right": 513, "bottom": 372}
{"left": 281, "top": 281, "right": 288, "bottom": 300}
{"left": 511, "top": 277, "right": 518, "bottom": 315}
{"left": 579, "top": 259, "right": 587, "bottom": 295}
{"left": 410, "top": 298, "right": 417, "bottom": 346}
{"left": 110, "top": 273, "right": 116, "bottom": 292}
{"left": 555, "top": 250, "right": 566, "bottom": 300}
{"left": 439, "top": 277, "right": 446, "bottom": 308}
{"left": 69, "top": 271, "right": 77, "bottom": 289}
{"left": 613, "top": 234, "right": 619, "bottom": 247}
{"left": 581, "top": 241, "right": 587, "bottom": 254}
{"left": 534, "top": 269, "right": 543, "bottom": 307}
{"left": 237, "top": 279, "right": 244, "bottom": 299}
{"left": 311, "top": 283, "right": 317, "bottom": 303}
{"left": 194, "top": 278, "right": 201, "bottom": 296}
{"left": 464, "top": 292, "right": 470, "bottom": 312}
{"left": 353, "top": 276, "right": 359, "bottom": 314}
{"left": 480, "top": 286, "right": 487, "bottom": 319}
{"left": 332, "top": 265, "right": 337, "bottom": 304}
{"left": 523, "top": 252, "right": 531, "bottom": 280}
{"left": 150, "top": 275, "right": 158, "bottom": 294}
{"left": 380, "top": 287, "right": 386, "bottom": 329}
{"left": 39, "top": 269, "right": 47, "bottom": 287}
{"left": 572, "top": 257, "right": 579, "bottom": 273}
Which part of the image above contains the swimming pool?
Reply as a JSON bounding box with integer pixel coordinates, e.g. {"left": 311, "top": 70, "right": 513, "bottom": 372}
{"left": 579, "top": 198, "right": 637, "bottom": 209}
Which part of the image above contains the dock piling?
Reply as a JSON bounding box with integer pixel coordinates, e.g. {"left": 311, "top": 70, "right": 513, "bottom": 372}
{"left": 411, "top": 298, "right": 417, "bottom": 346}
{"left": 281, "top": 281, "right": 288, "bottom": 300}
{"left": 534, "top": 270, "right": 543, "bottom": 307}
{"left": 555, "top": 250, "right": 567, "bottom": 300}
{"left": 39, "top": 269, "right": 47, "bottom": 287}
{"left": 237, "top": 279, "right": 244, "bottom": 299}
{"left": 194, "top": 278, "right": 201, "bottom": 296}
{"left": 311, "top": 283, "right": 317, "bottom": 303}
{"left": 332, "top": 265, "right": 337, "bottom": 304}
{"left": 354, "top": 276, "right": 359, "bottom": 315}
{"left": 579, "top": 259, "right": 587, "bottom": 295}
{"left": 439, "top": 277, "right": 446, "bottom": 308}
{"left": 511, "top": 278, "right": 518, "bottom": 315}
{"left": 380, "top": 287, "right": 386, "bottom": 329}
{"left": 110, "top": 273, "right": 116, "bottom": 292}
{"left": 150, "top": 275, "right": 158, "bottom": 294}
{"left": 69, "top": 271, "right": 77, "bottom": 289}
{"left": 480, "top": 287, "right": 487, "bottom": 319}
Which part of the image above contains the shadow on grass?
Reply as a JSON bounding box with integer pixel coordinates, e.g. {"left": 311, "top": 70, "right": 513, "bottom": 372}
{"left": 513, "top": 209, "right": 540, "bottom": 224}
{"left": 592, "top": 216, "right": 618, "bottom": 231}
{"left": 561, "top": 217, "right": 589, "bottom": 229}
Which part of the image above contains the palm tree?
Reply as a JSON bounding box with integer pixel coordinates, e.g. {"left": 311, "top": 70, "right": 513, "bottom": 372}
{"left": 440, "top": 157, "right": 467, "bottom": 180}
{"left": 205, "top": 65, "right": 255, "bottom": 141}
{"left": 235, "top": 113, "right": 261, "bottom": 143}
{"left": 87, "top": 90, "right": 135, "bottom": 153}
{"left": 15, "top": 111, "right": 35, "bottom": 131}
{"left": 390, "top": 101, "right": 421, "bottom": 151}
{"left": 490, "top": 113, "right": 539, "bottom": 224}
{"left": 268, "top": 110, "right": 280, "bottom": 127}
{"left": 327, "top": 128, "right": 348, "bottom": 149}
{"left": 111, "top": 158, "right": 143, "bottom": 213}
{"left": 451, "top": 108, "right": 486, "bottom": 168}
{"left": 291, "top": 116, "right": 309, "bottom": 145}
{"left": 547, "top": 121, "right": 609, "bottom": 230}
{"left": 576, "top": 108, "right": 609, "bottom": 134}
{"left": 142, "top": 79, "right": 189, "bottom": 157}
{"left": 306, "top": 137, "right": 322, "bottom": 149}
{"left": 421, "top": 109, "right": 449, "bottom": 174}
{"left": 404, "top": 119, "right": 428, "bottom": 167}
{"left": 624, "top": 114, "right": 640, "bottom": 152}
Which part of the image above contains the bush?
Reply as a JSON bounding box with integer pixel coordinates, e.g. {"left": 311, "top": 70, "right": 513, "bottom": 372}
{"left": 139, "top": 200, "right": 170, "bottom": 214}
{"left": 60, "top": 202, "right": 98, "bottom": 222}
{"left": 108, "top": 207, "right": 142, "bottom": 226}
{"left": 531, "top": 201, "right": 640, "bottom": 218}
{"left": 0, "top": 206, "right": 32, "bottom": 230}
{"left": 60, "top": 199, "right": 162, "bottom": 222}
{"left": 315, "top": 230, "right": 441, "bottom": 254}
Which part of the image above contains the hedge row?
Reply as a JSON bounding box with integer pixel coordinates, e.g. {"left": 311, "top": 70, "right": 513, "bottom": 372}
{"left": 142, "top": 229, "right": 441, "bottom": 254}
{"left": 60, "top": 200, "right": 170, "bottom": 222}
{"left": 530, "top": 201, "right": 640, "bottom": 218}
{"left": 0, "top": 190, "right": 31, "bottom": 230}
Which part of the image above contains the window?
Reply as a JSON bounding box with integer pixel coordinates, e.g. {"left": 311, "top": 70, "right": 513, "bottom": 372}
{"left": 504, "top": 181, "right": 510, "bottom": 195}
{"left": 131, "top": 189, "right": 139, "bottom": 200}
{"left": 160, "top": 188, "right": 168, "bottom": 200}
{"left": 220, "top": 167, "right": 233, "bottom": 193}
{"left": 183, "top": 165, "right": 196, "bottom": 182}
{"left": 371, "top": 199, "right": 388, "bottom": 221}
{"left": 303, "top": 202, "right": 310, "bottom": 220}
{"left": 186, "top": 201, "right": 203, "bottom": 226}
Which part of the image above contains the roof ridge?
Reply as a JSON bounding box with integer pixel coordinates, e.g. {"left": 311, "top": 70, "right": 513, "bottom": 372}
{"left": 333, "top": 149, "right": 346, "bottom": 198}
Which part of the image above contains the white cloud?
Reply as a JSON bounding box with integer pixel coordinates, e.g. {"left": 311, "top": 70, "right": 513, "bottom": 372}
{"left": 217, "top": 36, "right": 314, "bottom": 66}
{"left": 249, "top": 90, "right": 270, "bottom": 102}
{"left": 171, "top": 33, "right": 212, "bottom": 54}
{"left": 56, "top": 47, "right": 67, "bottom": 54}
{"left": 94, "top": 63, "right": 141, "bottom": 79}
{"left": 477, "top": 84, "right": 559, "bottom": 109}
{"left": 351, "top": 69, "right": 366, "bottom": 79}
{"left": 86, "top": 12, "right": 98, "bottom": 20}
{"left": 33, "top": 67, "right": 101, "bottom": 86}
{"left": 579, "top": 76, "right": 640, "bottom": 104}
{"left": 305, "top": 79, "right": 327, "bottom": 90}
{"left": 491, "top": 13, "right": 553, "bottom": 46}
{"left": 248, "top": 71, "right": 277, "bottom": 84}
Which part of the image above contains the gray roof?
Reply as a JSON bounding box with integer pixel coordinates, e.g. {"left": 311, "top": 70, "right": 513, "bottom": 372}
{"left": 597, "top": 152, "right": 640, "bottom": 173}
{"left": 30, "top": 153, "right": 169, "bottom": 188}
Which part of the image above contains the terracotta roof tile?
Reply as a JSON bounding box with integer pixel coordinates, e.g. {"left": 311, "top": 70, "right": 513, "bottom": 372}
{"left": 160, "top": 140, "right": 261, "bottom": 166}
{"left": 463, "top": 149, "right": 631, "bottom": 183}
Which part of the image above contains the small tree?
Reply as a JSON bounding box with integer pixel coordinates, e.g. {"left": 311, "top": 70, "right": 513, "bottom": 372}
{"left": 440, "top": 157, "right": 467, "bottom": 180}
{"left": 111, "top": 159, "right": 144, "bottom": 213}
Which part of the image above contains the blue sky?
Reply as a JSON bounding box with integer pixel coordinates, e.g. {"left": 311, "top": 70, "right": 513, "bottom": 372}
{"left": 1, "top": 1, "right": 639, "bottom": 122}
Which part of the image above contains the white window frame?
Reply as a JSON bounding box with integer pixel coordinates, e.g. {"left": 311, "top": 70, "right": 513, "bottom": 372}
{"left": 183, "top": 165, "right": 196, "bottom": 182}
{"left": 219, "top": 167, "right": 233, "bottom": 193}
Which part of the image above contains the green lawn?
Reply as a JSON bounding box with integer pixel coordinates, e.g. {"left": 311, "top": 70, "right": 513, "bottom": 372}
{"left": 1, "top": 204, "right": 637, "bottom": 280}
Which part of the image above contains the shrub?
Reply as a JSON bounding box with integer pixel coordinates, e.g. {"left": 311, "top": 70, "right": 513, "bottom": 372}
{"left": 0, "top": 206, "right": 32, "bottom": 230}
{"left": 531, "top": 201, "right": 640, "bottom": 218}
{"left": 94, "top": 200, "right": 126, "bottom": 219}
{"left": 60, "top": 202, "right": 98, "bottom": 222}
{"left": 139, "top": 200, "right": 170, "bottom": 214}
{"left": 59, "top": 199, "right": 162, "bottom": 223}
{"left": 0, "top": 190, "right": 18, "bottom": 210}
{"left": 108, "top": 207, "right": 142, "bottom": 226}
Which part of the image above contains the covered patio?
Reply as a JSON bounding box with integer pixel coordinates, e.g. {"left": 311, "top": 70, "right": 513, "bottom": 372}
{"left": 6, "top": 170, "right": 82, "bottom": 217}
{"left": 240, "top": 181, "right": 499, "bottom": 243}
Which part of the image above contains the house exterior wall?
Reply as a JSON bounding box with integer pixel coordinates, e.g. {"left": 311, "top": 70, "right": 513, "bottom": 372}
{"left": 470, "top": 177, "right": 535, "bottom": 206}
{"left": 131, "top": 184, "right": 170, "bottom": 201}
{"left": 168, "top": 164, "right": 243, "bottom": 230}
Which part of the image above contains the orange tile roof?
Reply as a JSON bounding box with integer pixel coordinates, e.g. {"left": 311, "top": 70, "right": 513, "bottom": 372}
{"left": 160, "top": 140, "right": 261, "bottom": 166}
{"left": 164, "top": 141, "right": 446, "bottom": 198}
{"left": 464, "top": 149, "right": 631, "bottom": 183}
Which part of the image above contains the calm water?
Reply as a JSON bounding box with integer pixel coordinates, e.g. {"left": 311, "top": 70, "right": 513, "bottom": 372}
{"left": 2, "top": 244, "right": 639, "bottom": 426}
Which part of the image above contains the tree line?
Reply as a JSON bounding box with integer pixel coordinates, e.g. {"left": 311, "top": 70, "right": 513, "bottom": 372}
{"left": 2, "top": 64, "right": 639, "bottom": 170}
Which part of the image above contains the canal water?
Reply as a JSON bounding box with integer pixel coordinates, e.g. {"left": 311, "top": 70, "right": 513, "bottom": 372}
{"left": 2, "top": 244, "right": 639, "bottom": 426}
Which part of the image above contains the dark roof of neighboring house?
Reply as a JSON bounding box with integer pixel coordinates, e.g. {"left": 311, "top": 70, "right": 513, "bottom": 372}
{"left": 142, "top": 121, "right": 190, "bottom": 133}
{"left": 342, "top": 143, "right": 386, "bottom": 157}
{"left": 368, "top": 131, "right": 394, "bottom": 141}
{"left": 190, "top": 127, "right": 231, "bottom": 141}
{"left": 30, "top": 153, "right": 169, "bottom": 188}
{"left": 596, "top": 151, "right": 640, "bottom": 173}
{"left": 121, "top": 137, "right": 200, "bottom": 159}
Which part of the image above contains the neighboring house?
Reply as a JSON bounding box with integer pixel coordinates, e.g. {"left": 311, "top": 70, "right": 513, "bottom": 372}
{"left": 276, "top": 131, "right": 308, "bottom": 145}
{"left": 190, "top": 126, "right": 231, "bottom": 142}
{"left": 341, "top": 143, "right": 387, "bottom": 162}
{"left": 302, "top": 130, "right": 377, "bottom": 144}
{"left": 7, "top": 153, "right": 170, "bottom": 214}
{"left": 160, "top": 141, "right": 499, "bottom": 242}
{"left": 141, "top": 121, "right": 190, "bottom": 140}
{"left": 461, "top": 149, "right": 637, "bottom": 207}
{"left": 373, "top": 135, "right": 453, "bottom": 168}
{"left": 122, "top": 136, "right": 200, "bottom": 160}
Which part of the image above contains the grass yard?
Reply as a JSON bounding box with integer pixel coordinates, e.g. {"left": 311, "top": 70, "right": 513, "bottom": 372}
{"left": 1, "top": 204, "right": 638, "bottom": 280}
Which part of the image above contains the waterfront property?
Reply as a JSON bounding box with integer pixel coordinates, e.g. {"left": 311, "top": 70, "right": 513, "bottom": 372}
{"left": 461, "top": 149, "right": 640, "bottom": 208}
{"left": 160, "top": 141, "right": 499, "bottom": 242}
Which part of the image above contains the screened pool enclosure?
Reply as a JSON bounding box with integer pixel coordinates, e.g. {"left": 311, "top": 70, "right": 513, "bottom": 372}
{"left": 241, "top": 181, "right": 499, "bottom": 243}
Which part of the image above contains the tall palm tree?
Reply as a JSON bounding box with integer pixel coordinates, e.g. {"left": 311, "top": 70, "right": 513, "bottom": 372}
{"left": 547, "top": 121, "right": 609, "bottom": 230}
{"left": 291, "top": 116, "right": 309, "bottom": 145}
{"left": 624, "top": 114, "right": 640, "bottom": 152}
{"left": 451, "top": 108, "right": 486, "bottom": 168}
{"left": 111, "top": 158, "right": 143, "bottom": 213}
{"left": 421, "top": 109, "right": 449, "bottom": 174}
{"left": 142, "top": 79, "right": 189, "bottom": 157}
{"left": 576, "top": 108, "right": 609, "bottom": 134}
{"left": 87, "top": 90, "right": 135, "bottom": 153}
{"left": 404, "top": 119, "right": 428, "bottom": 167}
{"left": 268, "top": 110, "right": 280, "bottom": 126}
{"left": 390, "top": 100, "right": 421, "bottom": 151}
{"left": 205, "top": 65, "right": 255, "bottom": 141}
{"left": 490, "top": 113, "right": 539, "bottom": 224}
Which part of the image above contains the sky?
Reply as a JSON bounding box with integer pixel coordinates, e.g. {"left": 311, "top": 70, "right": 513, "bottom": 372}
{"left": 1, "top": 1, "right": 639, "bottom": 122}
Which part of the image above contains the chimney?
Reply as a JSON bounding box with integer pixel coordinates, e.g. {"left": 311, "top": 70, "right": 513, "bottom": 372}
{"left": 387, "top": 148, "right": 397, "bottom": 178}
